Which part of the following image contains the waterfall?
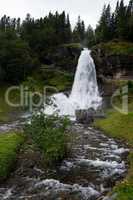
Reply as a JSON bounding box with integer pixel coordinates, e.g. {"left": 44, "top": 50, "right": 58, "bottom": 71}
{"left": 70, "top": 48, "right": 101, "bottom": 110}
{"left": 44, "top": 48, "right": 102, "bottom": 119}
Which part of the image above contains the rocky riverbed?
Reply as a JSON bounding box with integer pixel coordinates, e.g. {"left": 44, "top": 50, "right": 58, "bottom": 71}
{"left": 0, "top": 120, "right": 129, "bottom": 200}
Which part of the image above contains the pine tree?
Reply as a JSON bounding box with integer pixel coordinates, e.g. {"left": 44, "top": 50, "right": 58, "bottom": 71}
{"left": 115, "top": 0, "right": 127, "bottom": 39}
{"left": 65, "top": 14, "right": 72, "bottom": 43}
{"left": 126, "top": 0, "right": 133, "bottom": 41}
{"left": 86, "top": 25, "right": 96, "bottom": 47}
{"left": 16, "top": 18, "right": 21, "bottom": 33}
{"left": 73, "top": 16, "right": 85, "bottom": 42}
{"left": 95, "top": 4, "right": 112, "bottom": 42}
{"left": 81, "top": 20, "right": 85, "bottom": 41}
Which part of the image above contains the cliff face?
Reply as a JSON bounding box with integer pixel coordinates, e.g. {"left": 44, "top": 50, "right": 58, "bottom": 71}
{"left": 45, "top": 43, "right": 81, "bottom": 72}
{"left": 91, "top": 42, "right": 133, "bottom": 80}
{"left": 42, "top": 42, "right": 133, "bottom": 81}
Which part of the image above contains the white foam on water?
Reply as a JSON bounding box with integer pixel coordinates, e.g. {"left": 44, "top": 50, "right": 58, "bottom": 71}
{"left": 104, "top": 154, "right": 121, "bottom": 160}
{"left": 2, "top": 188, "right": 13, "bottom": 200}
{"left": 44, "top": 48, "right": 102, "bottom": 118}
{"left": 113, "top": 148, "right": 129, "bottom": 155}
{"left": 76, "top": 159, "right": 125, "bottom": 169}
{"left": 100, "top": 143, "right": 109, "bottom": 147}
{"left": 83, "top": 145, "right": 108, "bottom": 152}
{"left": 110, "top": 144, "right": 118, "bottom": 150}
{"left": 60, "top": 160, "right": 75, "bottom": 171}
{"left": 110, "top": 168, "right": 126, "bottom": 176}
{"left": 35, "top": 179, "right": 100, "bottom": 200}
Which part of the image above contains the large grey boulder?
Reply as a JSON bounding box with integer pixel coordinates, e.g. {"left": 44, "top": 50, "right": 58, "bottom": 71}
{"left": 76, "top": 107, "right": 105, "bottom": 124}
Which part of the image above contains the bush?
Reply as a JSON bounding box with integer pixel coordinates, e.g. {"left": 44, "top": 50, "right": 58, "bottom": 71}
{"left": 24, "top": 113, "right": 70, "bottom": 164}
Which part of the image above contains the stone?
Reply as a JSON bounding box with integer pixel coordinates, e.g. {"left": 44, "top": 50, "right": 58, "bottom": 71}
{"left": 76, "top": 107, "right": 105, "bottom": 124}
{"left": 91, "top": 46, "right": 133, "bottom": 80}
{"left": 76, "top": 108, "right": 95, "bottom": 124}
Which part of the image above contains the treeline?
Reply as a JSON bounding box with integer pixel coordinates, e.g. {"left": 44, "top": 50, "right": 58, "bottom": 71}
{"left": 0, "top": 0, "right": 132, "bottom": 83}
{"left": 0, "top": 12, "right": 86, "bottom": 83}
{"left": 95, "top": 0, "right": 133, "bottom": 43}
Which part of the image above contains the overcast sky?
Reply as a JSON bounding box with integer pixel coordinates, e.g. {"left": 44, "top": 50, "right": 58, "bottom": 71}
{"left": 0, "top": 0, "right": 130, "bottom": 28}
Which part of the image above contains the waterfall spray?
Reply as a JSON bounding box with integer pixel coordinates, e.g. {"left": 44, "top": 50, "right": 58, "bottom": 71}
{"left": 45, "top": 48, "right": 102, "bottom": 119}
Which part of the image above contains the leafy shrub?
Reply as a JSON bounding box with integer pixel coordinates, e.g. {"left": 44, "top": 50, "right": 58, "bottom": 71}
{"left": 24, "top": 113, "right": 70, "bottom": 164}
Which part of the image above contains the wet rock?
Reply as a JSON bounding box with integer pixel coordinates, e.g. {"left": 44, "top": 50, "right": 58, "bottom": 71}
{"left": 76, "top": 108, "right": 105, "bottom": 124}
{"left": 76, "top": 109, "right": 95, "bottom": 124}
{"left": 0, "top": 123, "right": 128, "bottom": 200}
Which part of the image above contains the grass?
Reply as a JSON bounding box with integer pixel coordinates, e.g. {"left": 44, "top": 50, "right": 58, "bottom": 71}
{"left": 62, "top": 43, "right": 81, "bottom": 49}
{"left": 0, "top": 132, "right": 25, "bottom": 180}
{"left": 95, "top": 107, "right": 133, "bottom": 145}
{"left": 0, "top": 85, "right": 26, "bottom": 123}
{"left": 94, "top": 102, "right": 133, "bottom": 200}
{"left": 0, "top": 85, "right": 12, "bottom": 122}
{"left": 94, "top": 41, "right": 133, "bottom": 55}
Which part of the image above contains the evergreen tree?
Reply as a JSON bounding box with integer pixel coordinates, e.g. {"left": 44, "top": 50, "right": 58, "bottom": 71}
{"left": 73, "top": 16, "right": 85, "bottom": 42}
{"left": 16, "top": 18, "right": 21, "bottom": 33}
{"left": 86, "top": 25, "right": 96, "bottom": 47}
{"left": 115, "top": 0, "right": 127, "bottom": 39}
{"left": 65, "top": 14, "right": 72, "bottom": 42}
{"left": 0, "top": 31, "right": 36, "bottom": 83}
{"left": 126, "top": 0, "right": 133, "bottom": 41}
{"left": 95, "top": 4, "right": 112, "bottom": 42}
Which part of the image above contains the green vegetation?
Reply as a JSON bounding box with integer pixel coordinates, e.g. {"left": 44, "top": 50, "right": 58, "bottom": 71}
{"left": 30, "top": 67, "right": 74, "bottom": 92}
{"left": 41, "top": 68, "right": 73, "bottom": 91}
{"left": 0, "top": 132, "right": 25, "bottom": 180}
{"left": 0, "top": 85, "right": 25, "bottom": 123}
{"left": 0, "top": 67, "right": 73, "bottom": 123}
{"left": 0, "top": 1, "right": 132, "bottom": 84}
{"left": 94, "top": 41, "right": 133, "bottom": 55}
{"left": 0, "top": 86, "right": 11, "bottom": 122}
{"left": 24, "top": 113, "right": 70, "bottom": 164}
{"left": 115, "top": 183, "right": 133, "bottom": 200}
{"left": 95, "top": 0, "right": 133, "bottom": 43}
{"left": 0, "top": 85, "right": 20, "bottom": 123}
{"left": 95, "top": 103, "right": 133, "bottom": 145}
{"left": 0, "top": 30, "right": 38, "bottom": 83}
{"left": 0, "top": 12, "right": 72, "bottom": 84}
{"left": 62, "top": 43, "right": 81, "bottom": 49}
{"left": 94, "top": 101, "right": 133, "bottom": 200}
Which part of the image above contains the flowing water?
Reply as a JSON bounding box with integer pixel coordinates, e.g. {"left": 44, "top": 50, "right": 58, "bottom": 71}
{"left": 45, "top": 48, "right": 102, "bottom": 119}
{"left": 0, "top": 124, "right": 129, "bottom": 200}
{"left": 0, "top": 49, "right": 129, "bottom": 199}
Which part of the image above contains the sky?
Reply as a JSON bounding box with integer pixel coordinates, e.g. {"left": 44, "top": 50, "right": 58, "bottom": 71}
{"left": 0, "top": 0, "right": 130, "bottom": 28}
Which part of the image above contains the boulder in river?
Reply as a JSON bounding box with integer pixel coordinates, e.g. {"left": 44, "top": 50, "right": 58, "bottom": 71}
{"left": 76, "top": 107, "right": 105, "bottom": 124}
{"left": 76, "top": 108, "right": 95, "bottom": 124}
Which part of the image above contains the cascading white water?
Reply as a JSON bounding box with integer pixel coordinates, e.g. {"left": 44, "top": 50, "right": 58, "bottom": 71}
{"left": 70, "top": 48, "right": 101, "bottom": 110}
{"left": 45, "top": 48, "right": 102, "bottom": 119}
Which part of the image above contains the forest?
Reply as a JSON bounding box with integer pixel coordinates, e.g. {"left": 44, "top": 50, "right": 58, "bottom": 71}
{"left": 0, "top": 0, "right": 132, "bottom": 83}
{"left": 0, "top": 0, "right": 133, "bottom": 200}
